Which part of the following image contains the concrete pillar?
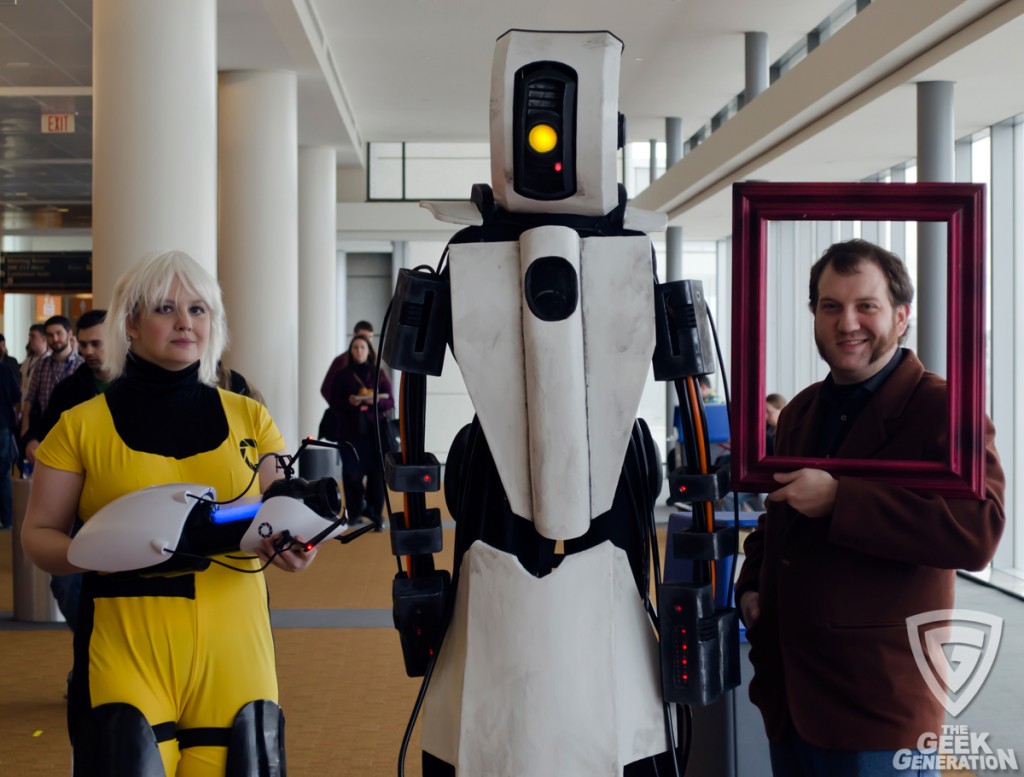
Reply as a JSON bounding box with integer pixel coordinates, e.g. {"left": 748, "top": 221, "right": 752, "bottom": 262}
{"left": 916, "top": 81, "right": 954, "bottom": 376}
{"left": 218, "top": 71, "right": 299, "bottom": 445}
{"left": 335, "top": 250, "right": 349, "bottom": 355}
{"left": 744, "top": 32, "right": 769, "bottom": 104}
{"left": 649, "top": 138, "right": 659, "bottom": 188}
{"left": 664, "top": 117, "right": 685, "bottom": 458}
{"left": 665, "top": 117, "right": 684, "bottom": 285}
{"left": 92, "top": 0, "right": 217, "bottom": 304}
{"left": 665, "top": 117, "right": 684, "bottom": 171}
{"left": 298, "top": 147, "right": 338, "bottom": 438}
{"left": 3, "top": 293, "right": 35, "bottom": 368}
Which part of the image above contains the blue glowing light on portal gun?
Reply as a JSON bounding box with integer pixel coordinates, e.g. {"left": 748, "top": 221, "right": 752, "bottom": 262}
{"left": 68, "top": 439, "right": 370, "bottom": 574}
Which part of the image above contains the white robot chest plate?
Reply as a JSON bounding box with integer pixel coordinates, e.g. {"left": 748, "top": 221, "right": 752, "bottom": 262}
{"left": 449, "top": 226, "right": 655, "bottom": 540}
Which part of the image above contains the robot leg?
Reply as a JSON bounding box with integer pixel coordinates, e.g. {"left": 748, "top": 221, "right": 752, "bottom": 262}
{"left": 72, "top": 702, "right": 168, "bottom": 777}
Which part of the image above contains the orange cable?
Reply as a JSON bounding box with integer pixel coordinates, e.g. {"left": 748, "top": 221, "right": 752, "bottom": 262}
{"left": 685, "top": 376, "right": 717, "bottom": 595}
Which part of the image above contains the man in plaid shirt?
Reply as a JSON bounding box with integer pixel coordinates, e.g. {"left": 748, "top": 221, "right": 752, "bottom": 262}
{"left": 20, "top": 315, "right": 83, "bottom": 452}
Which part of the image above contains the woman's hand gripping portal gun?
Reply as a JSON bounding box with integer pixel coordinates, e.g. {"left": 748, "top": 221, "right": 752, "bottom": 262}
{"left": 67, "top": 439, "right": 376, "bottom": 575}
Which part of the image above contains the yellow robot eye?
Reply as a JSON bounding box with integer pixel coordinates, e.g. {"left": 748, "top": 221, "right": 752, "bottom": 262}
{"left": 528, "top": 124, "right": 558, "bottom": 154}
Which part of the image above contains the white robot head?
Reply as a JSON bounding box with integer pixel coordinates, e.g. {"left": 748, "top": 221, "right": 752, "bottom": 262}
{"left": 490, "top": 29, "right": 624, "bottom": 217}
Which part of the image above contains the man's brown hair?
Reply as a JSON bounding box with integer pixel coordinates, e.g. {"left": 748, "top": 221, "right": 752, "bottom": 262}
{"left": 808, "top": 238, "right": 914, "bottom": 312}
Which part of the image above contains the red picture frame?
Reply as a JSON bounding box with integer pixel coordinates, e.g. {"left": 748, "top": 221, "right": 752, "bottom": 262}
{"left": 731, "top": 181, "right": 987, "bottom": 499}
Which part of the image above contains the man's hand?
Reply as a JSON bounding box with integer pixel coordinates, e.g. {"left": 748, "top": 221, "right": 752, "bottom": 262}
{"left": 766, "top": 468, "right": 838, "bottom": 517}
{"left": 739, "top": 591, "right": 760, "bottom": 629}
{"left": 25, "top": 438, "right": 39, "bottom": 466}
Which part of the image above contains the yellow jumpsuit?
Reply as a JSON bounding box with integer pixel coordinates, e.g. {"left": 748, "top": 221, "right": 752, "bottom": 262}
{"left": 37, "top": 389, "right": 285, "bottom": 776}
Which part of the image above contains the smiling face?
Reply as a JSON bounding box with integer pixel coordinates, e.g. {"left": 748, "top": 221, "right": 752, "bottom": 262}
{"left": 45, "top": 323, "right": 71, "bottom": 355}
{"left": 813, "top": 260, "right": 909, "bottom": 385}
{"left": 126, "top": 277, "right": 210, "bottom": 372}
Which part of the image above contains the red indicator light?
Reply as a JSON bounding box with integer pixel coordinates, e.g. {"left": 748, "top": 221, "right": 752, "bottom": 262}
{"left": 682, "top": 659, "right": 688, "bottom": 666}
{"left": 678, "top": 485, "right": 687, "bottom": 492}
{"left": 680, "top": 628, "right": 687, "bottom": 634}
{"left": 674, "top": 605, "right": 682, "bottom": 613}
{"left": 682, "top": 673, "right": 689, "bottom": 681}
{"left": 423, "top": 474, "right": 432, "bottom": 483}
{"left": 682, "top": 644, "right": 688, "bottom": 651}
{"left": 304, "top": 543, "right": 314, "bottom": 552}
{"left": 554, "top": 162, "right": 563, "bottom": 172}
{"left": 428, "top": 649, "right": 435, "bottom": 656}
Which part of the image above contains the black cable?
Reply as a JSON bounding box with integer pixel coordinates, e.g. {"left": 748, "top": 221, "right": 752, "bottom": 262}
{"left": 162, "top": 535, "right": 295, "bottom": 574}
{"left": 638, "top": 430, "right": 682, "bottom": 777}
{"left": 397, "top": 647, "right": 439, "bottom": 777}
{"left": 662, "top": 702, "right": 683, "bottom": 777}
{"left": 704, "top": 306, "right": 742, "bottom": 609}
{"left": 375, "top": 296, "right": 395, "bottom": 471}
{"left": 372, "top": 295, "right": 409, "bottom": 579}
{"left": 190, "top": 451, "right": 280, "bottom": 507}
{"left": 622, "top": 432, "right": 651, "bottom": 612}
{"left": 435, "top": 246, "right": 450, "bottom": 276}
{"left": 680, "top": 704, "right": 693, "bottom": 775}
{"left": 624, "top": 418, "right": 683, "bottom": 777}
{"left": 705, "top": 307, "right": 731, "bottom": 409}
{"left": 673, "top": 378, "right": 701, "bottom": 479}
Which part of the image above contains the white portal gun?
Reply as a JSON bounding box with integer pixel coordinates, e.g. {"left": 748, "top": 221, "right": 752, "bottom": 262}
{"left": 68, "top": 438, "right": 371, "bottom": 576}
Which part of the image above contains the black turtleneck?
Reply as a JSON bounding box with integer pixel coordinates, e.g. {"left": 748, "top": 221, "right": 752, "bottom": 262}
{"left": 815, "top": 347, "right": 905, "bottom": 457}
{"left": 104, "top": 354, "right": 229, "bottom": 459}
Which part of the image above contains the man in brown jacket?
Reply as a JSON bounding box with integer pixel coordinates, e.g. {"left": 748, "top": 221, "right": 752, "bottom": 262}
{"left": 736, "top": 239, "right": 1005, "bottom": 775}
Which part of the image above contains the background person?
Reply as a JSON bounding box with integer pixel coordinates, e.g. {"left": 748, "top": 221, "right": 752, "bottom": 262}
{"left": 26, "top": 310, "right": 113, "bottom": 468}
{"left": 24, "top": 309, "right": 112, "bottom": 632}
{"left": 764, "top": 393, "right": 786, "bottom": 457}
{"left": 216, "top": 360, "right": 266, "bottom": 406}
{"left": 0, "top": 353, "right": 19, "bottom": 529}
{"left": 0, "top": 333, "right": 20, "bottom": 385}
{"left": 17, "top": 323, "right": 49, "bottom": 459}
{"left": 21, "top": 250, "right": 315, "bottom": 775}
{"left": 318, "top": 320, "right": 376, "bottom": 441}
{"left": 320, "top": 319, "right": 375, "bottom": 403}
{"left": 698, "top": 374, "right": 723, "bottom": 403}
{"left": 736, "top": 239, "right": 1005, "bottom": 775}
{"left": 20, "top": 315, "right": 83, "bottom": 445}
{"left": 328, "top": 333, "right": 393, "bottom": 530}
{"left": 20, "top": 323, "right": 48, "bottom": 389}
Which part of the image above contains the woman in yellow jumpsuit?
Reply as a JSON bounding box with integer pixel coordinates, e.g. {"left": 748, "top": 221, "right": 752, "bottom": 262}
{"left": 22, "top": 250, "right": 315, "bottom": 776}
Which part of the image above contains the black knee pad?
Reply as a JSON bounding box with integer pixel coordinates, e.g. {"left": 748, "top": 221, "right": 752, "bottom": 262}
{"left": 224, "top": 700, "right": 287, "bottom": 777}
{"left": 72, "top": 703, "right": 167, "bottom": 777}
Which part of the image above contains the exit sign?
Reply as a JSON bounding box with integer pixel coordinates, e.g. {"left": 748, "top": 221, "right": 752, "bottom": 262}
{"left": 41, "top": 114, "right": 76, "bottom": 133}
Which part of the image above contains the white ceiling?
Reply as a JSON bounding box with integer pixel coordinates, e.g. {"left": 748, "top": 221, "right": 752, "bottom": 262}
{"left": 1, "top": 0, "right": 1022, "bottom": 240}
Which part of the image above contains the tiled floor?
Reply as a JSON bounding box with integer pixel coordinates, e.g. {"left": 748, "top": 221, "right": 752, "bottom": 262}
{"left": 0, "top": 507, "right": 446, "bottom": 777}
{"left": 4, "top": 501, "right": 1022, "bottom": 776}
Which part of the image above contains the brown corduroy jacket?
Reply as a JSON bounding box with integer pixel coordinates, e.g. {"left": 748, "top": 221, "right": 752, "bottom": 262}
{"left": 735, "top": 349, "right": 1005, "bottom": 750}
